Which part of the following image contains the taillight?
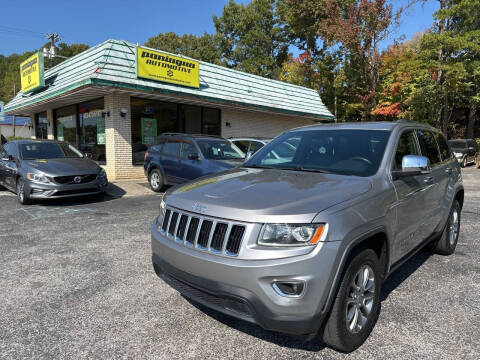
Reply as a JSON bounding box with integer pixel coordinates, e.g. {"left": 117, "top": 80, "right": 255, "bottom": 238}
{"left": 144, "top": 151, "right": 149, "bottom": 160}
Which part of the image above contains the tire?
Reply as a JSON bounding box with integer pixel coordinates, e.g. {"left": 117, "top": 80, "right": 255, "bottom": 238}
{"left": 148, "top": 169, "right": 164, "bottom": 192}
{"left": 322, "top": 248, "right": 382, "bottom": 353}
{"left": 16, "top": 178, "right": 32, "bottom": 205}
{"left": 430, "top": 200, "right": 461, "bottom": 255}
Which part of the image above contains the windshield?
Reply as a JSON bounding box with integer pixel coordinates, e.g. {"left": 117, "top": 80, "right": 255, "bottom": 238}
{"left": 448, "top": 140, "right": 466, "bottom": 149}
{"left": 244, "top": 129, "right": 391, "bottom": 177}
{"left": 20, "top": 142, "right": 84, "bottom": 160}
{"left": 197, "top": 140, "right": 245, "bottom": 160}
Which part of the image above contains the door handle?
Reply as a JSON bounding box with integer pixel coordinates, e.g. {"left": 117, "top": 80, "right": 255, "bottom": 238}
{"left": 445, "top": 167, "right": 452, "bottom": 174}
{"left": 424, "top": 176, "right": 434, "bottom": 183}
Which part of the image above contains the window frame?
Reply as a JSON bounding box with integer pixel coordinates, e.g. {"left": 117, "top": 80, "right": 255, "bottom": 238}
{"left": 391, "top": 128, "right": 422, "bottom": 171}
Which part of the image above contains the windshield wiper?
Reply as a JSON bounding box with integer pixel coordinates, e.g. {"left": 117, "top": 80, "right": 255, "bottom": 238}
{"left": 279, "top": 165, "right": 333, "bottom": 174}
{"left": 243, "top": 164, "right": 275, "bottom": 169}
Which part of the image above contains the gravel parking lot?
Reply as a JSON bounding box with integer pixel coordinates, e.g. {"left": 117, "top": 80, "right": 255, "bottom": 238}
{"left": 1, "top": 168, "right": 479, "bottom": 359}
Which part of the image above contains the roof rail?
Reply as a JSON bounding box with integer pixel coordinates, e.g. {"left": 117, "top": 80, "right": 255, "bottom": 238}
{"left": 396, "top": 119, "right": 411, "bottom": 123}
{"left": 160, "top": 132, "right": 224, "bottom": 139}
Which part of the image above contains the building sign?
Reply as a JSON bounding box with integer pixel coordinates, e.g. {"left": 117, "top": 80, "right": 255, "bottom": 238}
{"left": 20, "top": 52, "right": 45, "bottom": 93}
{"left": 136, "top": 46, "right": 199, "bottom": 88}
{"left": 141, "top": 118, "right": 157, "bottom": 145}
{"left": 0, "top": 101, "right": 4, "bottom": 122}
{"left": 97, "top": 117, "right": 105, "bottom": 145}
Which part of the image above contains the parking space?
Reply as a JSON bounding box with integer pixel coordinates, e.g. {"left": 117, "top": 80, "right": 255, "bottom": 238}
{"left": 1, "top": 168, "right": 479, "bottom": 359}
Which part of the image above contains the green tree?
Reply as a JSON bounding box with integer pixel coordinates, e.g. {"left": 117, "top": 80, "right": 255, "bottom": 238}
{"left": 144, "top": 32, "right": 223, "bottom": 65}
{"left": 213, "top": 0, "right": 289, "bottom": 79}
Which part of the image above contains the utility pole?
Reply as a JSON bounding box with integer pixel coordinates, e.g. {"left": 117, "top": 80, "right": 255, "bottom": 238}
{"left": 13, "top": 84, "right": 16, "bottom": 137}
{"left": 44, "top": 33, "right": 61, "bottom": 67}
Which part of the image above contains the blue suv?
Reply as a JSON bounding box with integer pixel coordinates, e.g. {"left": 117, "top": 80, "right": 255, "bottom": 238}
{"left": 144, "top": 133, "right": 245, "bottom": 192}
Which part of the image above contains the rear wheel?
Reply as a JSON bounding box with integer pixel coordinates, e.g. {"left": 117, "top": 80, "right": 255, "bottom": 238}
{"left": 322, "top": 248, "right": 381, "bottom": 353}
{"left": 148, "top": 169, "right": 164, "bottom": 192}
{"left": 430, "top": 200, "right": 461, "bottom": 255}
{"left": 461, "top": 157, "right": 467, "bottom": 168}
{"left": 16, "top": 178, "right": 32, "bottom": 205}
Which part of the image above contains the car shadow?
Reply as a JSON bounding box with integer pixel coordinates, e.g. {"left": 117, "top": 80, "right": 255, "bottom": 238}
{"left": 183, "top": 248, "right": 433, "bottom": 352}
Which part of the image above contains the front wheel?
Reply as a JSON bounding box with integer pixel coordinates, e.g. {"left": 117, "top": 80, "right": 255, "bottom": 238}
{"left": 16, "top": 178, "right": 32, "bottom": 205}
{"left": 322, "top": 248, "right": 381, "bottom": 353}
{"left": 461, "top": 157, "right": 467, "bottom": 168}
{"left": 148, "top": 169, "right": 164, "bottom": 192}
{"left": 430, "top": 200, "right": 461, "bottom": 255}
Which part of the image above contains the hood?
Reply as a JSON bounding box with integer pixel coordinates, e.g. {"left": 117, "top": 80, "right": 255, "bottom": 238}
{"left": 214, "top": 158, "right": 244, "bottom": 169}
{"left": 166, "top": 167, "right": 372, "bottom": 223}
{"left": 23, "top": 158, "right": 101, "bottom": 176}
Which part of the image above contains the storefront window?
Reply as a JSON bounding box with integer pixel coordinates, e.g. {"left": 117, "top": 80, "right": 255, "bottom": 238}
{"left": 79, "top": 98, "right": 105, "bottom": 164}
{"left": 202, "top": 108, "right": 221, "bottom": 135}
{"left": 55, "top": 105, "right": 77, "bottom": 145}
{"left": 35, "top": 112, "right": 48, "bottom": 139}
{"left": 183, "top": 105, "right": 202, "bottom": 133}
{"left": 131, "top": 98, "right": 178, "bottom": 165}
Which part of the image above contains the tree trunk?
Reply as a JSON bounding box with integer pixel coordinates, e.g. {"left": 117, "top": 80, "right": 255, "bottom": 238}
{"left": 435, "top": 0, "right": 446, "bottom": 130}
{"left": 467, "top": 103, "right": 477, "bottom": 139}
{"left": 442, "top": 93, "right": 448, "bottom": 136}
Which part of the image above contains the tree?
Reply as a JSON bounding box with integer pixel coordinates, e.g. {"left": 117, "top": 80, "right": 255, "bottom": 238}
{"left": 213, "top": 0, "right": 289, "bottom": 79}
{"left": 144, "top": 32, "right": 223, "bottom": 65}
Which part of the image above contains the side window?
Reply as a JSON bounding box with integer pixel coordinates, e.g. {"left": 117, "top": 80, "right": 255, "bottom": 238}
{"left": 163, "top": 140, "right": 181, "bottom": 157}
{"left": 249, "top": 141, "right": 264, "bottom": 153}
{"left": 233, "top": 141, "right": 249, "bottom": 153}
{"left": 393, "top": 130, "right": 420, "bottom": 170}
{"left": 434, "top": 133, "right": 452, "bottom": 161}
{"left": 151, "top": 138, "right": 165, "bottom": 152}
{"left": 4, "top": 143, "right": 18, "bottom": 158}
{"left": 417, "top": 130, "right": 441, "bottom": 166}
{"left": 180, "top": 142, "right": 197, "bottom": 159}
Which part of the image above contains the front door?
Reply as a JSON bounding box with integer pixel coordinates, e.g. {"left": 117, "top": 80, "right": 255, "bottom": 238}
{"left": 161, "top": 140, "right": 182, "bottom": 183}
{"left": 179, "top": 141, "right": 203, "bottom": 181}
{"left": 391, "top": 129, "right": 427, "bottom": 262}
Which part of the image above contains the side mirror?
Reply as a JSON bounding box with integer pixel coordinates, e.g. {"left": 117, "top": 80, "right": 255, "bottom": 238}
{"left": 245, "top": 151, "right": 253, "bottom": 161}
{"left": 188, "top": 153, "right": 200, "bottom": 161}
{"left": 392, "top": 155, "right": 430, "bottom": 179}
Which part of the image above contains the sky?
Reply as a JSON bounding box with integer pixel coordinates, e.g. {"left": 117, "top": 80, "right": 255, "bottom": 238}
{"left": 0, "top": 0, "right": 439, "bottom": 57}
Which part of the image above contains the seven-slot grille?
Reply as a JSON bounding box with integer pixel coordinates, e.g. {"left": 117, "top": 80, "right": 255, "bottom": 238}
{"left": 160, "top": 207, "right": 246, "bottom": 256}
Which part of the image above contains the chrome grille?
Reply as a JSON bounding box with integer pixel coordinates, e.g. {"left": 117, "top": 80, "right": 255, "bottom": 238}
{"left": 159, "top": 207, "right": 246, "bottom": 256}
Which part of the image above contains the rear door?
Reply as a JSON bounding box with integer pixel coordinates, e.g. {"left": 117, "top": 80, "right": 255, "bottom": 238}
{"left": 1, "top": 143, "right": 19, "bottom": 190}
{"left": 161, "top": 140, "right": 182, "bottom": 183}
{"left": 391, "top": 129, "right": 427, "bottom": 261}
{"left": 179, "top": 141, "right": 203, "bottom": 181}
{"left": 416, "top": 129, "right": 444, "bottom": 239}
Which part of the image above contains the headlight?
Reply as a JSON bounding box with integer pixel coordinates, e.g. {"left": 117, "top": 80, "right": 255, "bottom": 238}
{"left": 453, "top": 152, "right": 462, "bottom": 158}
{"left": 258, "top": 223, "right": 328, "bottom": 247}
{"left": 159, "top": 199, "right": 166, "bottom": 217}
{"left": 27, "top": 172, "right": 53, "bottom": 185}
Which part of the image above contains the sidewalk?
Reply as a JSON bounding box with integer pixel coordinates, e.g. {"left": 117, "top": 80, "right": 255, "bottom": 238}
{"left": 106, "top": 178, "right": 160, "bottom": 198}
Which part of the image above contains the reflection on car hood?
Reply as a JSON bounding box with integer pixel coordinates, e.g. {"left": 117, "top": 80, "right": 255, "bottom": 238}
{"left": 166, "top": 167, "right": 372, "bottom": 223}
{"left": 214, "top": 159, "right": 244, "bottom": 168}
{"left": 24, "top": 158, "right": 100, "bottom": 176}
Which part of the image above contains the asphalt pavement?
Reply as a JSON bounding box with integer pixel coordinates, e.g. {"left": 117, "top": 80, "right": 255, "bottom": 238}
{"left": 0, "top": 167, "right": 479, "bottom": 359}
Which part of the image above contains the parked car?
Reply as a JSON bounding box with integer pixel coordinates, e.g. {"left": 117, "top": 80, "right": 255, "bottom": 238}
{"left": 0, "top": 140, "right": 108, "bottom": 205}
{"left": 151, "top": 121, "right": 463, "bottom": 352}
{"left": 448, "top": 138, "right": 478, "bottom": 167}
{"left": 229, "top": 137, "right": 271, "bottom": 155}
{"left": 144, "top": 133, "right": 245, "bottom": 192}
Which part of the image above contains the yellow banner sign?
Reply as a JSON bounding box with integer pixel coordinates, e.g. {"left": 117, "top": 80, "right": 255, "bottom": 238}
{"left": 20, "top": 52, "right": 45, "bottom": 93}
{"left": 136, "top": 46, "right": 199, "bottom": 88}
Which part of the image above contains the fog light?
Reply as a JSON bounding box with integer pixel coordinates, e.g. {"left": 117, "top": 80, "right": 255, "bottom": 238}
{"left": 272, "top": 281, "right": 306, "bottom": 297}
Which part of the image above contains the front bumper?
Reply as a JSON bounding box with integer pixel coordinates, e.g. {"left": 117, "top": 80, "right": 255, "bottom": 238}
{"left": 25, "top": 177, "right": 108, "bottom": 199}
{"left": 151, "top": 221, "right": 341, "bottom": 336}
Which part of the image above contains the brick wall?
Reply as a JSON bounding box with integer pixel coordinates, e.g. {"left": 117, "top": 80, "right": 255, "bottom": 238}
{"left": 221, "top": 108, "right": 315, "bottom": 139}
{"left": 104, "top": 94, "right": 144, "bottom": 180}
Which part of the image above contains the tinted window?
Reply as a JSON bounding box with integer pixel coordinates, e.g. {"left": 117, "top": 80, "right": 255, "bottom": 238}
{"left": 245, "top": 130, "right": 391, "bottom": 177}
{"left": 417, "top": 130, "right": 441, "bottom": 165}
{"left": 434, "top": 133, "right": 452, "bottom": 160}
{"left": 20, "top": 142, "right": 83, "bottom": 160}
{"left": 233, "top": 141, "right": 249, "bottom": 153}
{"left": 393, "top": 130, "right": 420, "bottom": 170}
{"left": 448, "top": 140, "right": 467, "bottom": 149}
{"left": 197, "top": 140, "right": 244, "bottom": 160}
{"left": 163, "top": 141, "right": 181, "bottom": 156}
{"left": 180, "top": 142, "right": 198, "bottom": 159}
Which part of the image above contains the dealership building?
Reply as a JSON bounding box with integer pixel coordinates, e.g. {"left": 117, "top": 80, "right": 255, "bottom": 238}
{"left": 4, "top": 39, "right": 333, "bottom": 180}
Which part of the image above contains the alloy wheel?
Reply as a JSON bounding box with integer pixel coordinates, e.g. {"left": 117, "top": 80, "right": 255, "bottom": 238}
{"left": 346, "top": 265, "right": 375, "bottom": 334}
{"left": 150, "top": 172, "right": 160, "bottom": 189}
{"left": 449, "top": 208, "right": 459, "bottom": 246}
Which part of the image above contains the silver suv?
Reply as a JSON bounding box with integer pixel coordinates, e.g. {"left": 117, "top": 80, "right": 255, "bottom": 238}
{"left": 151, "top": 121, "right": 463, "bottom": 352}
